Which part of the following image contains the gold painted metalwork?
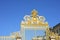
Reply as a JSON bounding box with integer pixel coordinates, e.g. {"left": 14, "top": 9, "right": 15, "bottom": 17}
{"left": 31, "top": 9, "right": 38, "bottom": 18}
{"left": 21, "top": 9, "right": 60, "bottom": 40}
{"left": 21, "top": 9, "right": 49, "bottom": 27}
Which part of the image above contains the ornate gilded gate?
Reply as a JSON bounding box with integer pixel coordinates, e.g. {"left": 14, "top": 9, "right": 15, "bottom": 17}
{"left": 21, "top": 9, "right": 50, "bottom": 40}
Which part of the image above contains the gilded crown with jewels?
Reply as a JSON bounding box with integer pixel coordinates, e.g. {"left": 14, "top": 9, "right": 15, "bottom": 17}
{"left": 21, "top": 9, "right": 48, "bottom": 27}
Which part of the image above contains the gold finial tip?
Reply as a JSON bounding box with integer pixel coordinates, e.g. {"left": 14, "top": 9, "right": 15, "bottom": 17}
{"left": 31, "top": 9, "right": 38, "bottom": 17}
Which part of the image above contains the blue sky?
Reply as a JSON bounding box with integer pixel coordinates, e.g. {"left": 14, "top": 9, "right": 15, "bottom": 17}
{"left": 0, "top": 0, "right": 60, "bottom": 36}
